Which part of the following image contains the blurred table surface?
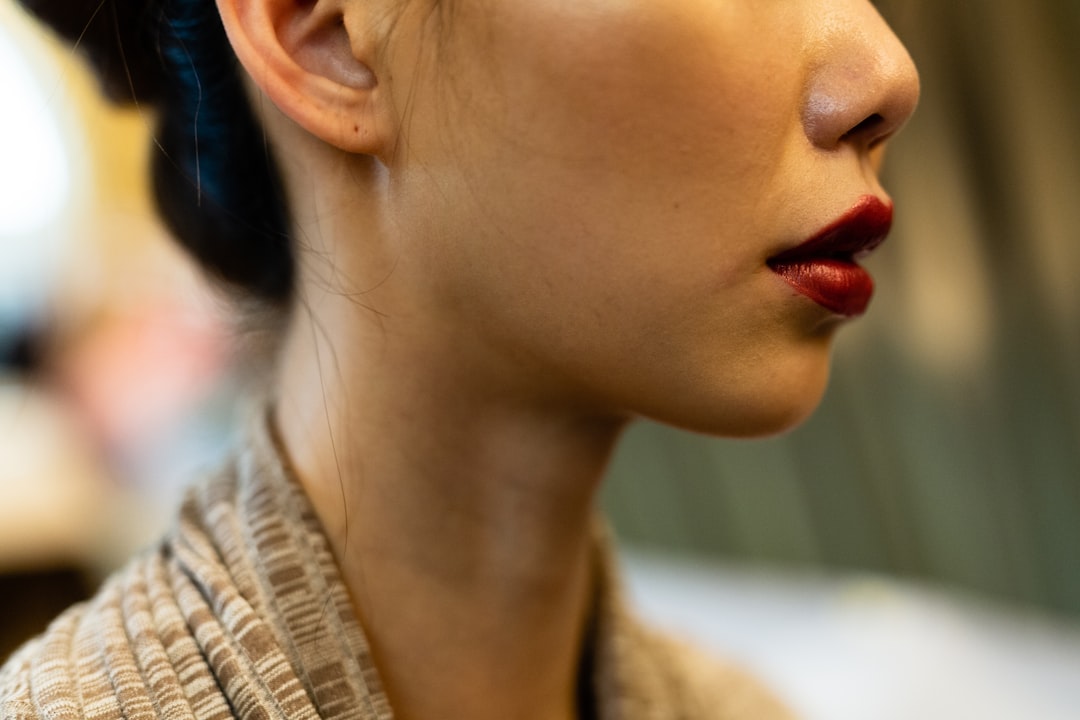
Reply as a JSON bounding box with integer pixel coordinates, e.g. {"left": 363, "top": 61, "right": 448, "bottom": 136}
{"left": 623, "top": 550, "right": 1080, "bottom": 720}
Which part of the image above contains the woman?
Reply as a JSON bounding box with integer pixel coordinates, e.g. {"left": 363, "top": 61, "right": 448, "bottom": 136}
{"left": 1, "top": 0, "right": 919, "bottom": 718}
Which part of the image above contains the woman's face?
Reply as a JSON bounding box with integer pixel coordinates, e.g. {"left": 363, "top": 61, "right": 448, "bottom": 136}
{"left": 378, "top": 0, "right": 919, "bottom": 436}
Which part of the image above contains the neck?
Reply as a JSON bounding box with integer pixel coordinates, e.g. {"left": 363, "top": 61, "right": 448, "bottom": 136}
{"left": 273, "top": 280, "right": 625, "bottom": 720}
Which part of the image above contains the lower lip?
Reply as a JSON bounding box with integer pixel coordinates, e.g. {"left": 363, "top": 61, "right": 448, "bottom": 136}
{"left": 769, "top": 259, "right": 874, "bottom": 317}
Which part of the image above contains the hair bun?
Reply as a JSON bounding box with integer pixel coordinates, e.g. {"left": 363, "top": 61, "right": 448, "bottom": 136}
{"left": 19, "top": 0, "right": 296, "bottom": 302}
{"left": 18, "top": 0, "right": 164, "bottom": 104}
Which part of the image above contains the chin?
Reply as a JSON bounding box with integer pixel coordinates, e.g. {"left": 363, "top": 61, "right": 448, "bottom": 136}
{"left": 665, "top": 396, "right": 825, "bottom": 440}
{"left": 707, "top": 391, "right": 826, "bottom": 439}
{"left": 643, "top": 357, "right": 833, "bottom": 440}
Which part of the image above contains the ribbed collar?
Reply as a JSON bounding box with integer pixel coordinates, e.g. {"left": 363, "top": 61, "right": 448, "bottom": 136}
{"left": 169, "top": 406, "right": 684, "bottom": 720}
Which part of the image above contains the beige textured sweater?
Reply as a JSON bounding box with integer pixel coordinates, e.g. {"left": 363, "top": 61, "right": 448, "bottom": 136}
{"left": 0, "top": 412, "right": 793, "bottom": 719}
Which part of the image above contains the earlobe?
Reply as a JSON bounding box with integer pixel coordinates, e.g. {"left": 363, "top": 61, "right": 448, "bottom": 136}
{"left": 215, "top": 0, "right": 390, "bottom": 155}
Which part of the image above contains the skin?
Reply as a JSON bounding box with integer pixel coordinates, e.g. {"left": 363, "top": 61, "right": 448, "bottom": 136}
{"left": 216, "top": 0, "right": 919, "bottom": 719}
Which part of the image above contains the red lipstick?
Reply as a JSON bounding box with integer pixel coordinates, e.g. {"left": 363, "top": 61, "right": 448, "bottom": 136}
{"left": 768, "top": 196, "right": 893, "bottom": 317}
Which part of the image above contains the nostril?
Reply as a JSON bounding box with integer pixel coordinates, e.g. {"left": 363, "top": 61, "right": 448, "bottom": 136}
{"left": 841, "top": 113, "right": 884, "bottom": 143}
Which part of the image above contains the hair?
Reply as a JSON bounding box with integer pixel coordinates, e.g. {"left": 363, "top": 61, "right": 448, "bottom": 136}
{"left": 18, "top": 0, "right": 294, "bottom": 303}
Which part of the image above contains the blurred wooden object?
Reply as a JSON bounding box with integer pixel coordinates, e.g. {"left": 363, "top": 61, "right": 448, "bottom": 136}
{"left": 0, "top": 568, "right": 90, "bottom": 663}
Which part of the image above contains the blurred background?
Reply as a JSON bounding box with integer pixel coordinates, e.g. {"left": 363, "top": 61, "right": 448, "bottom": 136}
{"left": 1, "top": 0, "right": 1078, "bottom": 716}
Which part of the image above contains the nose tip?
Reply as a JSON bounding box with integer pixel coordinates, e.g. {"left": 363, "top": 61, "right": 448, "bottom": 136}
{"left": 802, "top": 9, "right": 921, "bottom": 152}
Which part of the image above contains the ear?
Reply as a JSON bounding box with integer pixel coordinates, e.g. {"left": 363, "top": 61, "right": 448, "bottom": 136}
{"left": 215, "top": 0, "right": 392, "bottom": 155}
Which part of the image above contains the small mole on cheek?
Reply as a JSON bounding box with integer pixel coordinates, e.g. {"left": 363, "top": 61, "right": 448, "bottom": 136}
{"left": 673, "top": 202, "right": 682, "bottom": 210}
{"left": 354, "top": 125, "right": 359, "bottom": 133}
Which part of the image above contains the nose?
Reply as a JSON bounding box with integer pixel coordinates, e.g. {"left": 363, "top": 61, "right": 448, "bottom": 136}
{"left": 802, "top": 3, "right": 921, "bottom": 152}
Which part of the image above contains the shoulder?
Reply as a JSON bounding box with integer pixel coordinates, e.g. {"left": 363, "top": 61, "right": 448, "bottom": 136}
{"left": 0, "top": 551, "right": 164, "bottom": 720}
{"left": 0, "top": 637, "right": 40, "bottom": 719}
{"left": 637, "top": 626, "right": 797, "bottom": 720}
{"left": 0, "top": 602, "right": 90, "bottom": 720}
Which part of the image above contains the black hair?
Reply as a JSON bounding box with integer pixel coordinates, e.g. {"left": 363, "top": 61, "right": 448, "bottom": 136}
{"left": 17, "top": 0, "right": 294, "bottom": 303}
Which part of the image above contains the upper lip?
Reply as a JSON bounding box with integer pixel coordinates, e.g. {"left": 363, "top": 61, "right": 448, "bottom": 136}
{"left": 768, "top": 196, "right": 894, "bottom": 265}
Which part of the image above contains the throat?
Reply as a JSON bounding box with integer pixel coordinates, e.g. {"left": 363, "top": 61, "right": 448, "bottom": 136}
{"left": 271, "top": 290, "right": 627, "bottom": 720}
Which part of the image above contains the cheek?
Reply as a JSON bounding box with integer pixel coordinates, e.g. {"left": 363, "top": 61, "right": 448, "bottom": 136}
{"left": 426, "top": 2, "right": 808, "bottom": 306}
{"left": 393, "top": 1, "right": 829, "bottom": 434}
{"left": 434, "top": 0, "right": 809, "bottom": 275}
{"left": 477, "top": 1, "right": 802, "bottom": 174}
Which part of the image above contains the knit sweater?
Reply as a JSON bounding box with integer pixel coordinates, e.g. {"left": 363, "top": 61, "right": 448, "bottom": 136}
{"left": 0, "top": 411, "right": 793, "bottom": 720}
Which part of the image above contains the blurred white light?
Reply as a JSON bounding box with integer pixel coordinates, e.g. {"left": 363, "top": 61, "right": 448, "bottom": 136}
{"left": 0, "top": 29, "right": 70, "bottom": 236}
{"left": 0, "top": 18, "right": 75, "bottom": 325}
